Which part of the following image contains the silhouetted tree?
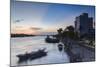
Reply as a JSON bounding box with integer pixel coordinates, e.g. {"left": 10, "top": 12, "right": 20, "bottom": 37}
{"left": 57, "top": 28, "right": 63, "bottom": 34}
{"left": 67, "top": 26, "right": 74, "bottom": 32}
{"left": 57, "top": 28, "right": 63, "bottom": 40}
{"left": 62, "top": 26, "right": 79, "bottom": 40}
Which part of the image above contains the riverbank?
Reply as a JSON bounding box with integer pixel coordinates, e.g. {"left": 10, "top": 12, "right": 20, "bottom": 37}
{"left": 62, "top": 39, "right": 95, "bottom": 63}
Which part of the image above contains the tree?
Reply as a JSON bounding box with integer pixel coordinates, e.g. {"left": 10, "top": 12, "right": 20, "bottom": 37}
{"left": 63, "top": 26, "right": 79, "bottom": 40}
{"left": 57, "top": 28, "right": 63, "bottom": 34}
{"left": 57, "top": 28, "right": 63, "bottom": 40}
{"left": 67, "top": 26, "right": 74, "bottom": 32}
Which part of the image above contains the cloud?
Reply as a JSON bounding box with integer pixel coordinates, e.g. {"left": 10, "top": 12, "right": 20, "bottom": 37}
{"left": 30, "top": 27, "right": 42, "bottom": 30}
{"left": 15, "top": 19, "right": 24, "bottom": 23}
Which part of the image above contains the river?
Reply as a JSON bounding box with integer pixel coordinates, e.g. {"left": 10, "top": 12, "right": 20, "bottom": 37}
{"left": 11, "top": 36, "right": 70, "bottom": 66}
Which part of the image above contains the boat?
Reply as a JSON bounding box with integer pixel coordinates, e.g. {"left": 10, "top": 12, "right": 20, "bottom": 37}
{"left": 45, "top": 36, "right": 59, "bottom": 43}
{"left": 30, "top": 49, "right": 47, "bottom": 60}
{"left": 58, "top": 44, "right": 63, "bottom": 51}
{"left": 16, "top": 48, "right": 47, "bottom": 63}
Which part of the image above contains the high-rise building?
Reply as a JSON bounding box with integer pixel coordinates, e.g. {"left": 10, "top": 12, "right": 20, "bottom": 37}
{"left": 75, "top": 13, "right": 94, "bottom": 38}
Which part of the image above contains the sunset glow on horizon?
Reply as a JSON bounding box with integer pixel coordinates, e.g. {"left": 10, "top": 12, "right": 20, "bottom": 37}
{"left": 11, "top": 0, "right": 95, "bottom": 35}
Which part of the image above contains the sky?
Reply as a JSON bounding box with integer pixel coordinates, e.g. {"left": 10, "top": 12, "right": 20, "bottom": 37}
{"left": 11, "top": 0, "right": 95, "bottom": 35}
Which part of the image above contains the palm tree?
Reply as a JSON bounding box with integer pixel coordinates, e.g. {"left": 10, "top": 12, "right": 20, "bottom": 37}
{"left": 57, "top": 28, "right": 63, "bottom": 34}
{"left": 57, "top": 28, "right": 63, "bottom": 40}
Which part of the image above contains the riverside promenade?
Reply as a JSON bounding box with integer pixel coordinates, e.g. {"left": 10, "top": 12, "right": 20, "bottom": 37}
{"left": 62, "top": 39, "right": 95, "bottom": 62}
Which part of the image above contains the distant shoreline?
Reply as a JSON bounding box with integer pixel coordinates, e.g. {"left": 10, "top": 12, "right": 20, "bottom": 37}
{"left": 11, "top": 34, "right": 36, "bottom": 37}
{"left": 11, "top": 34, "right": 51, "bottom": 37}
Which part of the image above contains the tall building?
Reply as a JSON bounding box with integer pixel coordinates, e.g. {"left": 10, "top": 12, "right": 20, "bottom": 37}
{"left": 75, "top": 13, "right": 94, "bottom": 38}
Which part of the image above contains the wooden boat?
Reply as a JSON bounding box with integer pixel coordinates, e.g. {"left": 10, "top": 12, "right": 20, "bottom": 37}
{"left": 30, "top": 49, "right": 47, "bottom": 60}
{"left": 58, "top": 44, "right": 63, "bottom": 51}
{"left": 16, "top": 48, "right": 47, "bottom": 63}
{"left": 45, "top": 36, "right": 59, "bottom": 43}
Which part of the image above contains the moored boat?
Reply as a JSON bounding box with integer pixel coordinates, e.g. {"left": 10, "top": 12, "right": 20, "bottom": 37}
{"left": 45, "top": 36, "right": 59, "bottom": 43}
{"left": 16, "top": 48, "right": 47, "bottom": 63}
{"left": 58, "top": 44, "right": 63, "bottom": 51}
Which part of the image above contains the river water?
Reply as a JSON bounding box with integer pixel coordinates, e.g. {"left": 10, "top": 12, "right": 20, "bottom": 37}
{"left": 11, "top": 36, "right": 70, "bottom": 66}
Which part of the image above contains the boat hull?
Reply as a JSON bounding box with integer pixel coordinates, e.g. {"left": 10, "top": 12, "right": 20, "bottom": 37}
{"left": 16, "top": 49, "right": 47, "bottom": 63}
{"left": 45, "top": 38, "right": 59, "bottom": 43}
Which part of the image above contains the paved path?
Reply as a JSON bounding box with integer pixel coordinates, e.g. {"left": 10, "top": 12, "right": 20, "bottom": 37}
{"left": 63, "top": 41, "right": 95, "bottom": 62}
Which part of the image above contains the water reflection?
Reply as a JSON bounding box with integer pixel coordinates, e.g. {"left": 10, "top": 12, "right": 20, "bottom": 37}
{"left": 11, "top": 36, "right": 70, "bottom": 66}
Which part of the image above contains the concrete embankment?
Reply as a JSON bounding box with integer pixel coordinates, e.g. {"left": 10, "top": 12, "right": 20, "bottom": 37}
{"left": 63, "top": 40, "right": 95, "bottom": 62}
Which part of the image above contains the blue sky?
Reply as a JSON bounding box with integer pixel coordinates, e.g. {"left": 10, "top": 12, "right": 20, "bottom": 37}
{"left": 11, "top": 0, "right": 95, "bottom": 35}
